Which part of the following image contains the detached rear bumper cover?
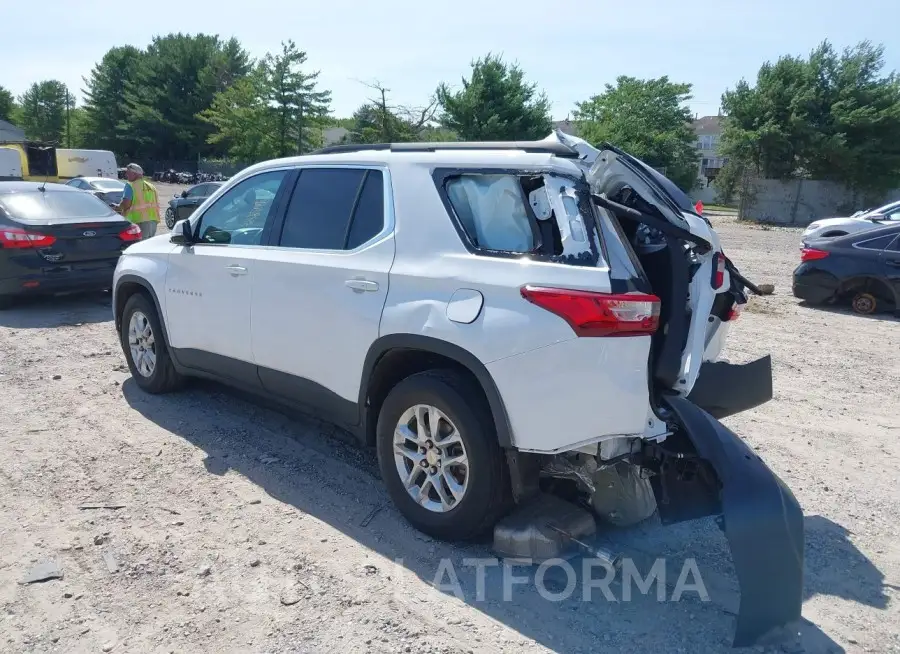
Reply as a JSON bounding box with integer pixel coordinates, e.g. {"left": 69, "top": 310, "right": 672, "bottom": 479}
{"left": 663, "top": 395, "right": 804, "bottom": 647}
{"left": 687, "top": 355, "right": 773, "bottom": 419}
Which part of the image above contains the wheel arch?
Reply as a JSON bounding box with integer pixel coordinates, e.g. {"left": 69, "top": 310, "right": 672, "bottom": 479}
{"left": 359, "top": 334, "right": 514, "bottom": 449}
{"left": 837, "top": 274, "right": 897, "bottom": 305}
{"left": 114, "top": 274, "right": 170, "bottom": 344}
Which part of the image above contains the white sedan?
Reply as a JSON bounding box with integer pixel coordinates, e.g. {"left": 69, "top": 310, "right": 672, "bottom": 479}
{"left": 803, "top": 199, "right": 900, "bottom": 240}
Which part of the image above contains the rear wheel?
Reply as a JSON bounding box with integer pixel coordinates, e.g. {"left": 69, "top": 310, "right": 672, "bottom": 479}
{"left": 119, "top": 293, "right": 183, "bottom": 393}
{"left": 164, "top": 208, "right": 176, "bottom": 230}
{"left": 376, "top": 370, "right": 509, "bottom": 541}
{"left": 851, "top": 292, "right": 878, "bottom": 315}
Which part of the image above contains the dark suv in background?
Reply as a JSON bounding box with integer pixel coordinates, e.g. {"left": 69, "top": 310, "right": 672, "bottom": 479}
{"left": 164, "top": 181, "right": 223, "bottom": 228}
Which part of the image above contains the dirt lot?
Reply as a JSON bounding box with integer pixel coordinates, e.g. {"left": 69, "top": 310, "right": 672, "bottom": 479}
{"left": 0, "top": 214, "right": 898, "bottom": 654}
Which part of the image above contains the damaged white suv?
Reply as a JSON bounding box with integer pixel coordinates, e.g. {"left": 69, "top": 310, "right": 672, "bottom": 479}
{"left": 113, "top": 132, "right": 802, "bottom": 646}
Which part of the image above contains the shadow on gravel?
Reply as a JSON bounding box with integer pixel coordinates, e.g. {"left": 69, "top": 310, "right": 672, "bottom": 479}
{"left": 0, "top": 292, "right": 112, "bottom": 329}
{"left": 123, "top": 379, "right": 858, "bottom": 654}
{"left": 797, "top": 301, "right": 900, "bottom": 323}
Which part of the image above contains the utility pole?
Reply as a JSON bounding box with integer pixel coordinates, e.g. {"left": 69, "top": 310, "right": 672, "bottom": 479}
{"left": 65, "top": 88, "right": 71, "bottom": 147}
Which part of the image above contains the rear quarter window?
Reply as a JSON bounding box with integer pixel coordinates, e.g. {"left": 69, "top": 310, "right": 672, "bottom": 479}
{"left": 444, "top": 174, "right": 537, "bottom": 253}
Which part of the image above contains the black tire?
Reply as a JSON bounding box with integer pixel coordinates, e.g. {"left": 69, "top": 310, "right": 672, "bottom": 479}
{"left": 119, "top": 292, "right": 183, "bottom": 393}
{"left": 376, "top": 369, "right": 510, "bottom": 541}
{"left": 164, "top": 208, "right": 176, "bottom": 230}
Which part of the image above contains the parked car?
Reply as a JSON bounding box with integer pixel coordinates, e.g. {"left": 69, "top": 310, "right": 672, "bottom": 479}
{"left": 112, "top": 133, "right": 801, "bottom": 647}
{"left": 793, "top": 222, "right": 900, "bottom": 314}
{"left": 0, "top": 182, "right": 141, "bottom": 308}
{"left": 802, "top": 199, "right": 900, "bottom": 240}
{"left": 65, "top": 176, "right": 127, "bottom": 207}
{"left": 165, "top": 181, "right": 224, "bottom": 229}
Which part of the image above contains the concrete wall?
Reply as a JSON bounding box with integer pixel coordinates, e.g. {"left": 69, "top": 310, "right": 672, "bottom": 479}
{"left": 740, "top": 178, "right": 900, "bottom": 225}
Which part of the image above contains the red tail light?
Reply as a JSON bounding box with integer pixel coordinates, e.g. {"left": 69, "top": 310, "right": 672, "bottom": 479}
{"left": 800, "top": 247, "right": 829, "bottom": 262}
{"left": 521, "top": 286, "right": 660, "bottom": 337}
{"left": 118, "top": 224, "right": 142, "bottom": 242}
{"left": 0, "top": 227, "right": 56, "bottom": 249}
{"left": 712, "top": 252, "right": 726, "bottom": 289}
{"left": 726, "top": 303, "right": 744, "bottom": 322}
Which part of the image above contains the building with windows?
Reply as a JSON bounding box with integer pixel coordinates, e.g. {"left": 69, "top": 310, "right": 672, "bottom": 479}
{"left": 693, "top": 115, "right": 726, "bottom": 188}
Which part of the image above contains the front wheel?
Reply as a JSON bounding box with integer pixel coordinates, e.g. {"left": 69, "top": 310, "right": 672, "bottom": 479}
{"left": 164, "top": 208, "right": 176, "bottom": 229}
{"left": 119, "top": 293, "right": 183, "bottom": 393}
{"left": 376, "top": 370, "right": 510, "bottom": 541}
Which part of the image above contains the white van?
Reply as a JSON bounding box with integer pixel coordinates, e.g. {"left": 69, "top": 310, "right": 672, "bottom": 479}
{"left": 56, "top": 149, "right": 117, "bottom": 180}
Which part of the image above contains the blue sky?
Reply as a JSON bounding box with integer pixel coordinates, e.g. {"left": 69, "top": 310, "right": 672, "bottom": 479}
{"left": 3, "top": 0, "right": 898, "bottom": 120}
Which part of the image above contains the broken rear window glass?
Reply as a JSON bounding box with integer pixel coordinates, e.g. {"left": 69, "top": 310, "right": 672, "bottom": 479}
{"left": 445, "top": 175, "right": 536, "bottom": 253}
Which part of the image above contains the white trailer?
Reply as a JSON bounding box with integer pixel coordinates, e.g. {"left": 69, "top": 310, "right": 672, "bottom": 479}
{"left": 56, "top": 149, "right": 118, "bottom": 179}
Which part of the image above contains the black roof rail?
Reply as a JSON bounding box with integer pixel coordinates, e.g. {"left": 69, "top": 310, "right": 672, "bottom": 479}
{"left": 312, "top": 141, "right": 579, "bottom": 158}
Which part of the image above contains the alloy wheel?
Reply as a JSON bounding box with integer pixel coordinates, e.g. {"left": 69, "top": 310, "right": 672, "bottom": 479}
{"left": 393, "top": 404, "right": 469, "bottom": 513}
{"left": 128, "top": 310, "right": 157, "bottom": 377}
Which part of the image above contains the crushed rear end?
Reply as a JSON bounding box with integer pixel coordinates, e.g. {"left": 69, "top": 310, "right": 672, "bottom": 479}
{"left": 516, "top": 133, "right": 805, "bottom": 647}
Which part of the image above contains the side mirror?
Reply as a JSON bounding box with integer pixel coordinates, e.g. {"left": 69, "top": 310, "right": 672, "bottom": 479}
{"left": 170, "top": 219, "right": 194, "bottom": 246}
{"left": 181, "top": 190, "right": 189, "bottom": 198}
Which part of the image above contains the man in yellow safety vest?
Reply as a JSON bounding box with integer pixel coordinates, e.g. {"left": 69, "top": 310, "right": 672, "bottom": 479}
{"left": 117, "top": 163, "right": 160, "bottom": 240}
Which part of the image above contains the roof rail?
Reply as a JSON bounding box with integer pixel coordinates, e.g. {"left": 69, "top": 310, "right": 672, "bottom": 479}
{"left": 312, "top": 141, "right": 579, "bottom": 158}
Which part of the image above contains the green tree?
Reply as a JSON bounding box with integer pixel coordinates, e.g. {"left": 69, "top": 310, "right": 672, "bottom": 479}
{"left": 574, "top": 76, "right": 700, "bottom": 190}
{"left": 121, "top": 33, "right": 251, "bottom": 161}
{"left": 18, "top": 80, "right": 70, "bottom": 143}
{"left": 436, "top": 53, "right": 551, "bottom": 141}
{"left": 199, "top": 64, "right": 278, "bottom": 161}
{"left": 264, "top": 40, "right": 331, "bottom": 155}
{"left": 81, "top": 46, "right": 144, "bottom": 156}
{"left": 0, "top": 85, "right": 16, "bottom": 123}
{"left": 343, "top": 82, "right": 437, "bottom": 144}
{"left": 721, "top": 40, "right": 900, "bottom": 193}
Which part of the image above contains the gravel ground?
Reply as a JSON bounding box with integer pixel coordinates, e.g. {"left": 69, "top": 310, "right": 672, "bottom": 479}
{"left": 0, "top": 213, "right": 898, "bottom": 654}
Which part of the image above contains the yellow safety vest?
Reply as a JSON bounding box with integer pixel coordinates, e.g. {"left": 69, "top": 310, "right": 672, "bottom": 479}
{"left": 126, "top": 179, "right": 160, "bottom": 224}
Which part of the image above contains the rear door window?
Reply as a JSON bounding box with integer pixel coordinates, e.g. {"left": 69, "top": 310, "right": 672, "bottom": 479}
{"left": 278, "top": 168, "right": 385, "bottom": 251}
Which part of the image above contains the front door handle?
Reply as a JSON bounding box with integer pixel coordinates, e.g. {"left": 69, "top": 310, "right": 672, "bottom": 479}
{"left": 226, "top": 264, "right": 248, "bottom": 276}
{"left": 345, "top": 279, "right": 379, "bottom": 292}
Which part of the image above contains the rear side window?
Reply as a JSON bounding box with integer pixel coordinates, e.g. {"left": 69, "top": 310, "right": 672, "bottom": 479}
{"left": 279, "top": 168, "right": 385, "bottom": 250}
{"left": 855, "top": 234, "right": 896, "bottom": 251}
{"left": 0, "top": 189, "right": 114, "bottom": 221}
{"left": 445, "top": 175, "right": 536, "bottom": 253}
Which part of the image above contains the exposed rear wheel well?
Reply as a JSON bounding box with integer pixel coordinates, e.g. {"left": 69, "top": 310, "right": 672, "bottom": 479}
{"left": 364, "top": 349, "right": 493, "bottom": 447}
{"left": 838, "top": 276, "right": 894, "bottom": 304}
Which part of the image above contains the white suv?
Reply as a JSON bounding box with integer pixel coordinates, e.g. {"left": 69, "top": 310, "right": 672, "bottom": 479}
{"left": 113, "top": 133, "right": 802, "bottom": 646}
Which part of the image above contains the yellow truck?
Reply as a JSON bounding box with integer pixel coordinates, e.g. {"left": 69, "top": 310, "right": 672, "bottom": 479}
{"left": 0, "top": 143, "right": 117, "bottom": 181}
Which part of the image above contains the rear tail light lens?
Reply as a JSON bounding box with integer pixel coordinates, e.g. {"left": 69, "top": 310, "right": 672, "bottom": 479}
{"left": 800, "top": 247, "right": 829, "bottom": 262}
{"left": 711, "top": 252, "right": 726, "bottom": 289}
{"left": 119, "top": 224, "right": 141, "bottom": 242}
{"left": 0, "top": 227, "right": 56, "bottom": 249}
{"left": 521, "top": 286, "right": 660, "bottom": 337}
{"left": 726, "top": 302, "right": 744, "bottom": 321}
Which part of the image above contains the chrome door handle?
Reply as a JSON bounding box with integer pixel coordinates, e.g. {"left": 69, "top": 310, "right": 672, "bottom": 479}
{"left": 345, "top": 279, "right": 379, "bottom": 292}
{"left": 226, "top": 264, "right": 248, "bottom": 276}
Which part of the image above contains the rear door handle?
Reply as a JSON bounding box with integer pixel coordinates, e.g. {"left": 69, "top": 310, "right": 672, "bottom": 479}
{"left": 226, "top": 264, "right": 248, "bottom": 276}
{"left": 886, "top": 259, "right": 900, "bottom": 267}
{"left": 345, "top": 279, "right": 379, "bottom": 292}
